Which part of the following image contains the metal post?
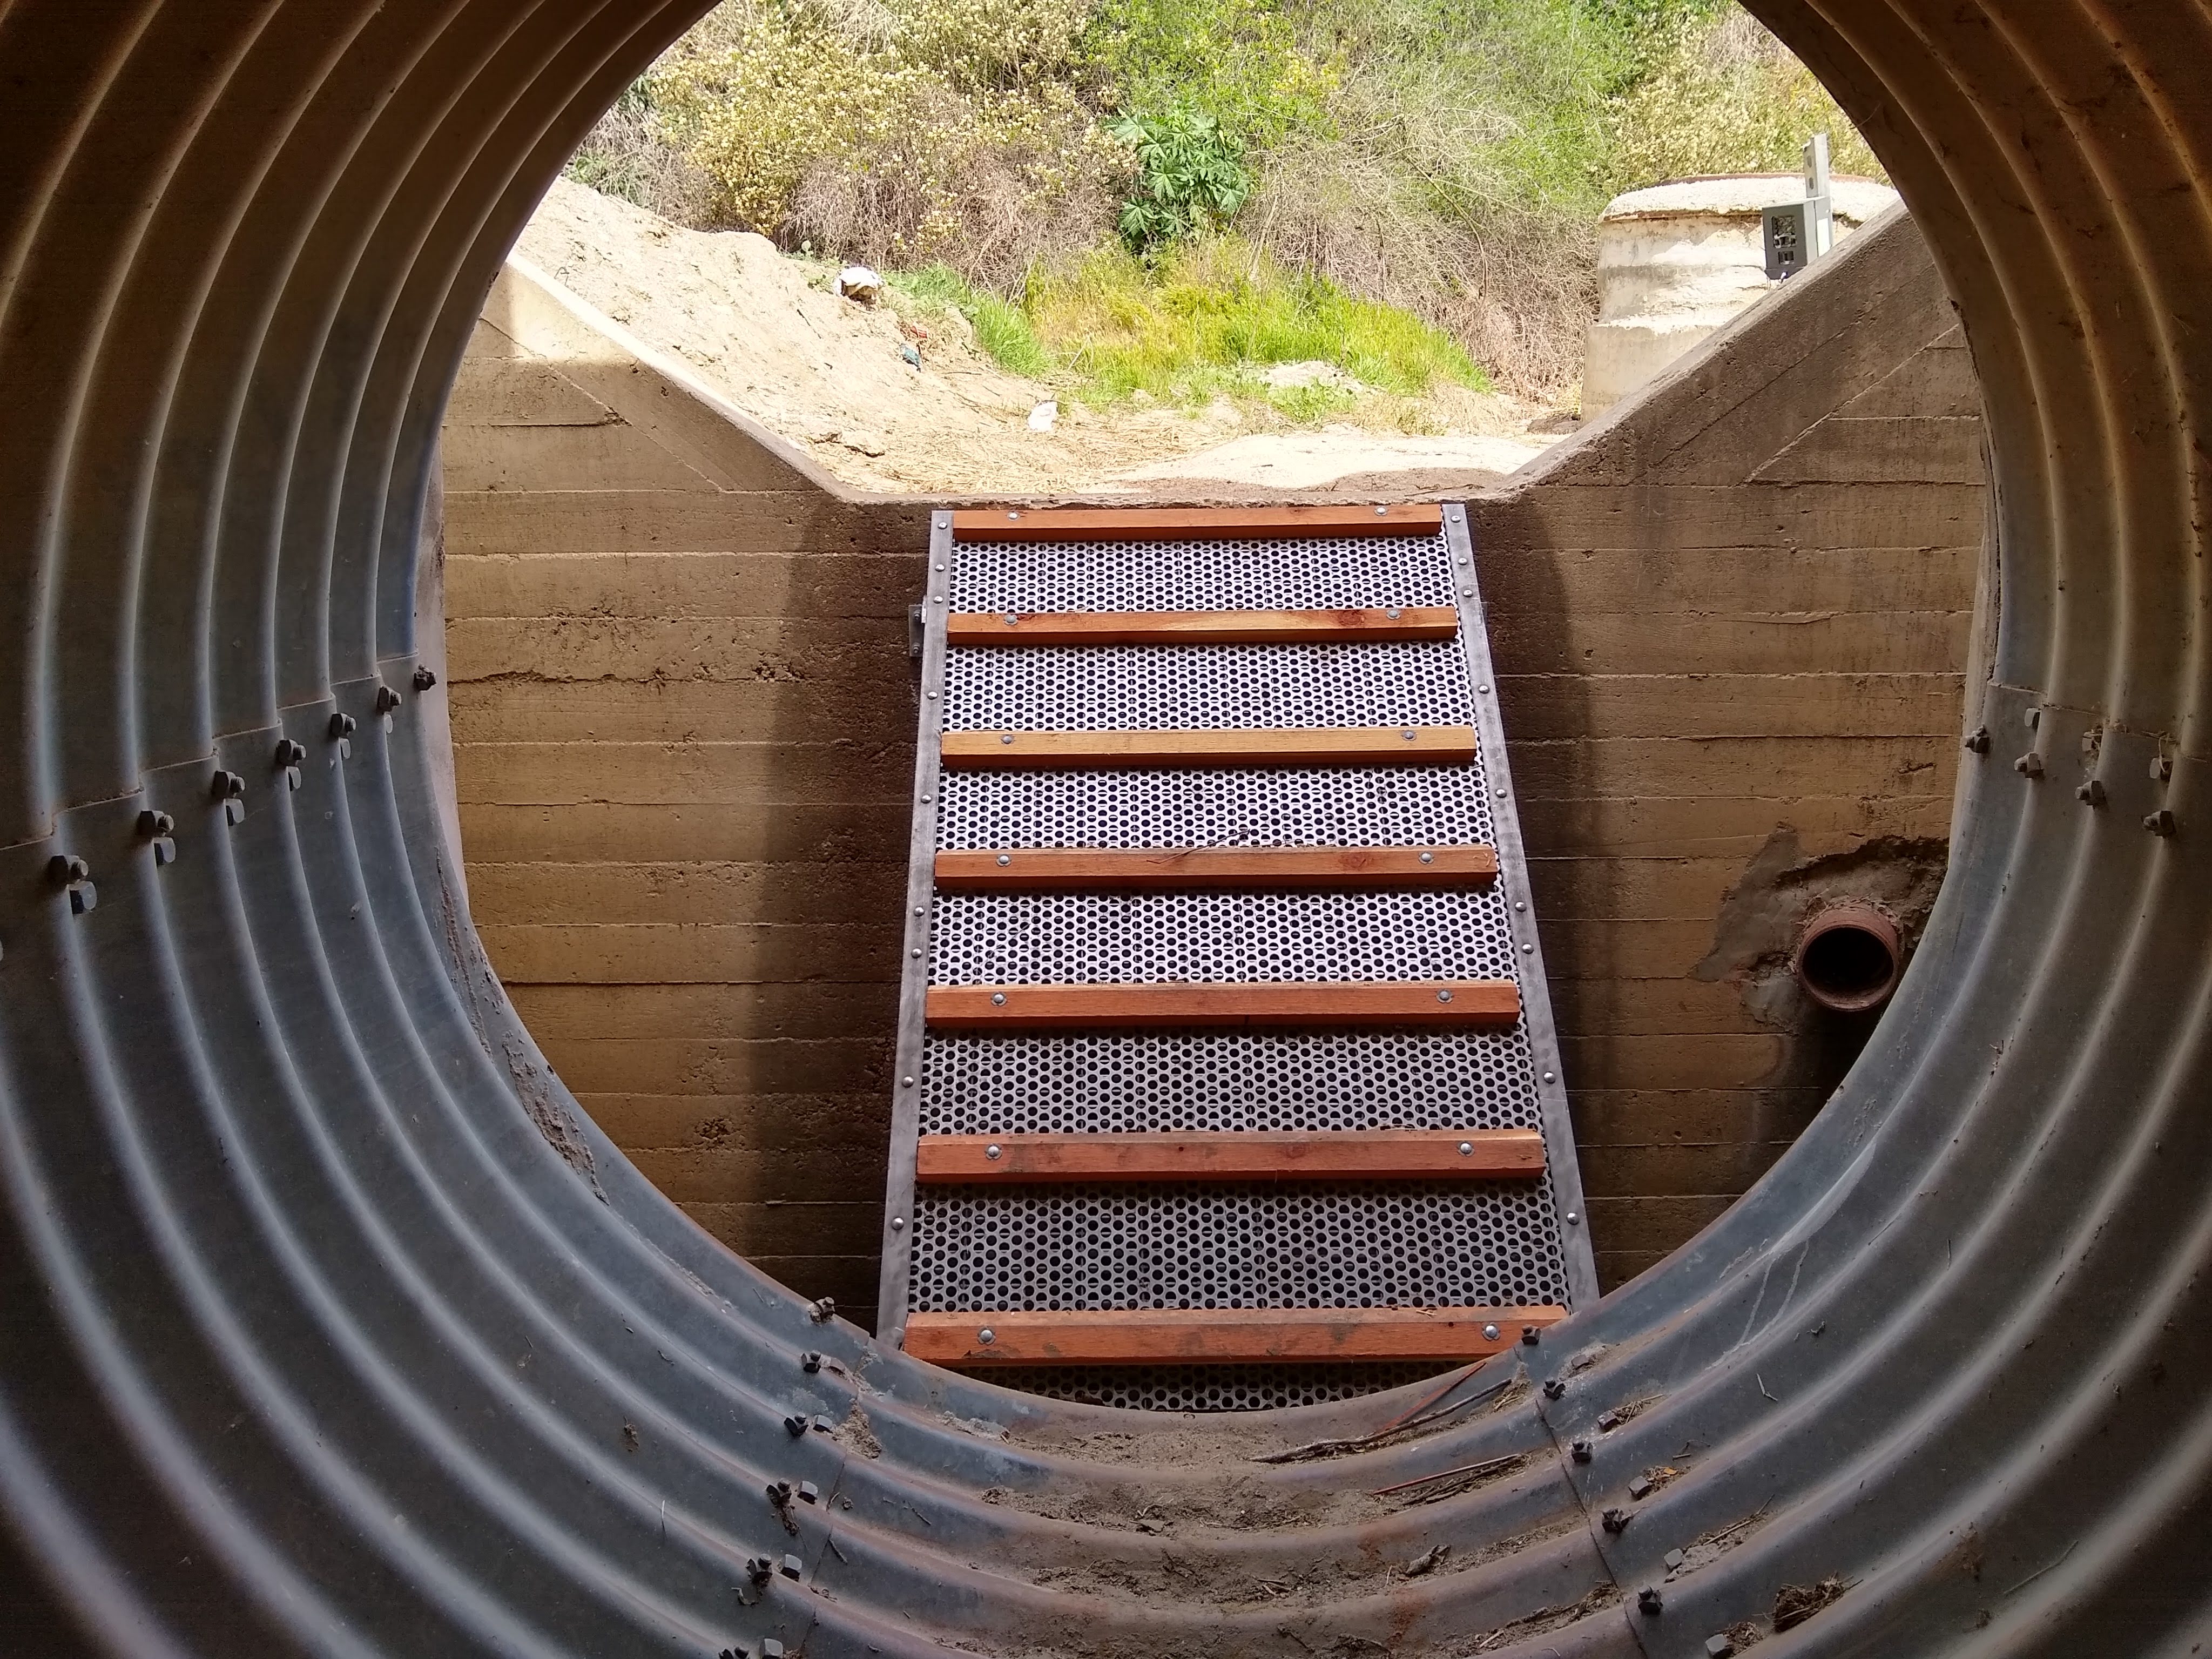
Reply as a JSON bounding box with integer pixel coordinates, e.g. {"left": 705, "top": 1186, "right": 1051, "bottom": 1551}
{"left": 1804, "top": 131, "right": 1835, "bottom": 259}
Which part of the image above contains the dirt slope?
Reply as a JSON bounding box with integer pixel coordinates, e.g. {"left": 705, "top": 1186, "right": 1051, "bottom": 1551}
{"left": 513, "top": 178, "right": 1554, "bottom": 494}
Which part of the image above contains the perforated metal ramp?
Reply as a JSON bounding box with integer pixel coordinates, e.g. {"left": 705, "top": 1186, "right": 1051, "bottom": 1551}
{"left": 879, "top": 504, "right": 1596, "bottom": 1411}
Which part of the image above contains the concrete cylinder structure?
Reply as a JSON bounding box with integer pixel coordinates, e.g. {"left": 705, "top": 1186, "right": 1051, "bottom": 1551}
{"left": 1583, "top": 174, "right": 1900, "bottom": 414}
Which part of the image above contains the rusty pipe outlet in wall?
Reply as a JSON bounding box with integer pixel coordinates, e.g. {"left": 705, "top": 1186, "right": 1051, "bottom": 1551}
{"left": 1793, "top": 901, "right": 1903, "bottom": 1014}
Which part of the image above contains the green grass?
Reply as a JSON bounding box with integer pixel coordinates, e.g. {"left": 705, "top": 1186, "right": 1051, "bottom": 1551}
{"left": 885, "top": 240, "right": 1484, "bottom": 423}
{"left": 887, "top": 265, "right": 1053, "bottom": 377}
{"left": 1028, "top": 238, "right": 1489, "bottom": 410}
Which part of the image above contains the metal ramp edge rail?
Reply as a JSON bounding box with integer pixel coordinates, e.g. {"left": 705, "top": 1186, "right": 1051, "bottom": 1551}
{"left": 877, "top": 502, "right": 1597, "bottom": 1401}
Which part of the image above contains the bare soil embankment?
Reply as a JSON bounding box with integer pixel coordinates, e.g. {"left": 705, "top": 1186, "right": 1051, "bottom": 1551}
{"left": 514, "top": 179, "right": 1560, "bottom": 495}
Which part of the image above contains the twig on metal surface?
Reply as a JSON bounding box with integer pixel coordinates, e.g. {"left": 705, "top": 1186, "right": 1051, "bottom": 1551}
{"left": 2001, "top": 1541, "right": 2076, "bottom": 1597}
{"left": 1374, "top": 1365, "right": 1481, "bottom": 1435}
{"left": 1368, "top": 1453, "right": 1521, "bottom": 1497}
{"left": 1257, "top": 1374, "right": 1516, "bottom": 1465}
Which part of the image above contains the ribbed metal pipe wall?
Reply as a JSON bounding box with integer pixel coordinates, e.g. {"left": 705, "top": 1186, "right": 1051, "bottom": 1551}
{"left": 0, "top": 2, "right": 2204, "bottom": 1653}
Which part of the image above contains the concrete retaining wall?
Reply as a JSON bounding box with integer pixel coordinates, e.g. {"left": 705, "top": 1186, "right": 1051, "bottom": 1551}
{"left": 441, "top": 206, "right": 1982, "bottom": 1323}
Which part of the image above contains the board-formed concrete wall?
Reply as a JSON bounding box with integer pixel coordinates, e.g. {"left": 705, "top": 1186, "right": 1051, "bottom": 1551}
{"left": 442, "top": 207, "right": 1981, "bottom": 1324}
{"left": 1486, "top": 206, "right": 1985, "bottom": 1287}
{"left": 444, "top": 261, "right": 930, "bottom": 1328}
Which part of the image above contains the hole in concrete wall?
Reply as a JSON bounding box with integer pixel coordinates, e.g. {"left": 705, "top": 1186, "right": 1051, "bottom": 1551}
{"left": 1698, "top": 832, "right": 1947, "bottom": 1096}
{"left": 1794, "top": 903, "right": 1901, "bottom": 1014}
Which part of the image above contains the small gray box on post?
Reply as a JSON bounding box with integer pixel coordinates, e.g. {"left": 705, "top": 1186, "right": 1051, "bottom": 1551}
{"left": 1764, "top": 200, "right": 1812, "bottom": 280}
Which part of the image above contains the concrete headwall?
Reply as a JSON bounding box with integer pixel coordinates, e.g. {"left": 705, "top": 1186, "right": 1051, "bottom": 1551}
{"left": 442, "top": 207, "right": 1982, "bottom": 1322}
{"left": 1488, "top": 205, "right": 1985, "bottom": 1286}
{"left": 444, "top": 261, "right": 929, "bottom": 1328}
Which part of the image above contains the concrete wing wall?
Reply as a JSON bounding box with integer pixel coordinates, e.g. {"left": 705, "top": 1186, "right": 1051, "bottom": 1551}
{"left": 443, "top": 208, "right": 1985, "bottom": 1321}
{"left": 444, "top": 261, "right": 929, "bottom": 1330}
{"left": 1476, "top": 206, "right": 1986, "bottom": 1288}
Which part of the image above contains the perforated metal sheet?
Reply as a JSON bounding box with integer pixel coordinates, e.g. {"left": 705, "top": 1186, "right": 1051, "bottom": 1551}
{"left": 943, "top": 639, "right": 1473, "bottom": 732}
{"left": 929, "top": 889, "right": 1520, "bottom": 984}
{"left": 937, "top": 763, "right": 1498, "bottom": 851}
{"left": 918, "top": 1029, "right": 1542, "bottom": 1136}
{"left": 949, "top": 531, "right": 1458, "bottom": 612}
{"left": 908, "top": 1181, "right": 1571, "bottom": 1312}
{"left": 886, "top": 510, "right": 1593, "bottom": 1407}
{"left": 973, "top": 1363, "right": 1451, "bottom": 1414}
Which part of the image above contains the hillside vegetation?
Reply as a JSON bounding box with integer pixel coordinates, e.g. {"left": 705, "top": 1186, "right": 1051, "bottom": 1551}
{"left": 568, "top": 0, "right": 1881, "bottom": 406}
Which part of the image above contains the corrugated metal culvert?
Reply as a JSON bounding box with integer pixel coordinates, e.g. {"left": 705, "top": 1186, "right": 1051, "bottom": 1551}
{"left": 0, "top": 2, "right": 2204, "bottom": 1655}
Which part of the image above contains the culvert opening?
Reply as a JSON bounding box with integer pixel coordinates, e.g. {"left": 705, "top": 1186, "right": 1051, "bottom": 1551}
{"left": 453, "top": 0, "right": 1964, "bottom": 1406}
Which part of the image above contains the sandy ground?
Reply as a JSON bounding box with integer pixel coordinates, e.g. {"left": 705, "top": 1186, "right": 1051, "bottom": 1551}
{"left": 515, "top": 179, "right": 1563, "bottom": 495}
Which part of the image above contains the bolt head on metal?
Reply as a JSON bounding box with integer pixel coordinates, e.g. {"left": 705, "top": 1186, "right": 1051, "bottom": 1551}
{"left": 1705, "top": 1637, "right": 1736, "bottom": 1659}
{"left": 48, "top": 855, "right": 88, "bottom": 887}
{"left": 779, "top": 1554, "right": 802, "bottom": 1579}
{"left": 1387, "top": 607, "right": 1402, "bottom": 619}
{"left": 1458, "top": 1141, "right": 1473, "bottom": 1155}
{"left": 1521, "top": 1324, "right": 1540, "bottom": 1346}
{"left": 1478, "top": 683, "right": 1490, "bottom": 693}
{"left": 977, "top": 1327, "right": 995, "bottom": 1345}
{"left": 1601, "top": 1508, "right": 1629, "bottom": 1534}
{"left": 1570, "top": 1439, "right": 1593, "bottom": 1462}
{"left": 2146, "top": 809, "right": 2178, "bottom": 836}
{"left": 2014, "top": 752, "right": 2044, "bottom": 778}
{"left": 1437, "top": 988, "right": 1453, "bottom": 1003}
{"left": 1664, "top": 1549, "right": 1685, "bottom": 1570}
{"left": 1401, "top": 729, "right": 1417, "bottom": 741}
{"left": 374, "top": 685, "right": 401, "bottom": 714}
{"left": 746, "top": 1555, "right": 774, "bottom": 1583}
{"left": 1004, "top": 614, "right": 1019, "bottom": 626}
{"left": 1000, "top": 733, "right": 1014, "bottom": 744}
{"left": 798, "top": 1481, "right": 820, "bottom": 1503}
{"left": 138, "top": 811, "right": 174, "bottom": 838}
{"left": 997, "top": 853, "right": 1011, "bottom": 865}
{"left": 767, "top": 1480, "right": 793, "bottom": 1506}
{"left": 783, "top": 1415, "right": 807, "bottom": 1437}
{"left": 891, "top": 1217, "right": 905, "bottom": 1231}
{"left": 1543, "top": 1377, "right": 1566, "bottom": 1399}
{"left": 1542, "top": 1070, "right": 1555, "bottom": 1083}
{"left": 901, "top": 1076, "right": 914, "bottom": 1087}
{"left": 991, "top": 992, "right": 1006, "bottom": 1005}
{"left": 1419, "top": 851, "right": 1434, "bottom": 864}
{"left": 800, "top": 1350, "right": 823, "bottom": 1372}
{"left": 1523, "top": 943, "right": 1535, "bottom": 954}
{"left": 1481, "top": 1322, "right": 1500, "bottom": 1341}
{"left": 911, "top": 948, "right": 922, "bottom": 958}
{"left": 1964, "top": 726, "right": 1990, "bottom": 754}
{"left": 1565, "top": 1211, "right": 1580, "bottom": 1226}
{"left": 329, "top": 712, "right": 356, "bottom": 739}
{"left": 2025, "top": 707, "right": 2040, "bottom": 729}
{"left": 1638, "top": 1587, "right": 1663, "bottom": 1616}
{"left": 2152, "top": 753, "right": 2173, "bottom": 780}
{"left": 412, "top": 666, "right": 437, "bottom": 691}
{"left": 985, "top": 1144, "right": 1002, "bottom": 1159}
{"left": 2078, "top": 779, "right": 2107, "bottom": 806}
